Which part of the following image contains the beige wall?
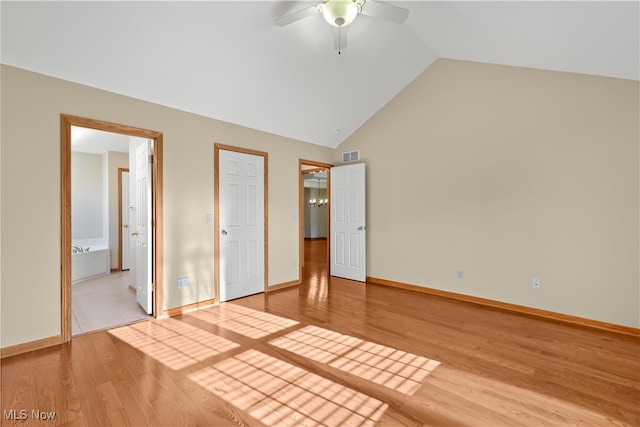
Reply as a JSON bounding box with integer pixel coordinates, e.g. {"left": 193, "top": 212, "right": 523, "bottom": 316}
{"left": 0, "top": 65, "right": 334, "bottom": 347}
{"left": 337, "top": 59, "right": 639, "bottom": 328}
{"left": 2, "top": 58, "right": 638, "bottom": 349}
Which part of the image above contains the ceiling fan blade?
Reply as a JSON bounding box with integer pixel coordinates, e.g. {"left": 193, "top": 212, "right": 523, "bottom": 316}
{"left": 274, "top": 4, "right": 322, "bottom": 27}
{"left": 360, "top": 0, "right": 409, "bottom": 24}
{"left": 333, "top": 27, "right": 348, "bottom": 52}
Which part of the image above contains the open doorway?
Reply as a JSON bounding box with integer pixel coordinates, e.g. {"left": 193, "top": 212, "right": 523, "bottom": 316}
{"left": 299, "top": 160, "right": 332, "bottom": 279}
{"left": 60, "top": 115, "right": 164, "bottom": 341}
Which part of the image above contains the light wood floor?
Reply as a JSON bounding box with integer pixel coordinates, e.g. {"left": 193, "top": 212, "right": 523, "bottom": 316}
{"left": 2, "top": 240, "right": 638, "bottom": 426}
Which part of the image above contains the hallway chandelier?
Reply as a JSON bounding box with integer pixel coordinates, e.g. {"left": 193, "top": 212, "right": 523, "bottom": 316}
{"left": 309, "top": 197, "right": 328, "bottom": 208}
{"left": 308, "top": 178, "right": 328, "bottom": 208}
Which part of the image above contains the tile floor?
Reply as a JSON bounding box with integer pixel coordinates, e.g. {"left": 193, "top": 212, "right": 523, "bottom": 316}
{"left": 72, "top": 270, "right": 150, "bottom": 335}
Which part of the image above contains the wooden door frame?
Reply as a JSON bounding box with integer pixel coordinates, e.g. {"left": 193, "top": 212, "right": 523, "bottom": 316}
{"left": 214, "top": 143, "right": 269, "bottom": 302}
{"left": 118, "top": 167, "right": 130, "bottom": 271}
{"left": 61, "top": 114, "right": 164, "bottom": 342}
{"left": 299, "top": 159, "right": 333, "bottom": 281}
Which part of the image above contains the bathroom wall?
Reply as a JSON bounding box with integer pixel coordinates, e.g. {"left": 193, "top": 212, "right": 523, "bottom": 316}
{"left": 71, "top": 152, "right": 103, "bottom": 241}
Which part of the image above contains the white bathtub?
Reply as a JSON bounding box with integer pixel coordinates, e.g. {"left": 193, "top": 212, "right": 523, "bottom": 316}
{"left": 72, "top": 246, "right": 111, "bottom": 283}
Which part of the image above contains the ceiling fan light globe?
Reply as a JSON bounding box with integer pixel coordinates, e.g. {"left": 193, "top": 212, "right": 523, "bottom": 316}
{"left": 323, "top": 0, "right": 358, "bottom": 27}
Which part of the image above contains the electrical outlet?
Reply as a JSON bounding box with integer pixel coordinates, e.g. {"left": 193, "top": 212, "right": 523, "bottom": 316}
{"left": 532, "top": 278, "right": 541, "bottom": 290}
{"left": 177, "top": 277, "right": 190, "bottom": 289}
{"left": 456, "top": 269, "right": 464, "bottom": 279}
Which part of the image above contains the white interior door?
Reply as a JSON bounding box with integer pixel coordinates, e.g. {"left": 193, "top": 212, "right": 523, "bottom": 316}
{"left": 121, "top": 170, "right": 130, "bottom": 271}
{"left": 134, "top": 140, "right": 153, "bottom": 314}
{"left": 330, "top": 163, "right": 366, "bottom": 281}
{"left": 219, "top": 149, "right": 264, "bottom": 302}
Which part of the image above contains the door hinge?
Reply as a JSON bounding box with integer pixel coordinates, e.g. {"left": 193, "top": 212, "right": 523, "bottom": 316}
{"left": 148, "top": 154, "right": 154, "bottom": 164}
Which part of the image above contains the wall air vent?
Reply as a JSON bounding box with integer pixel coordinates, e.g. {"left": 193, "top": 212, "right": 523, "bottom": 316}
{"left": 341, "top": 150, "right": 360, "bottom": 163}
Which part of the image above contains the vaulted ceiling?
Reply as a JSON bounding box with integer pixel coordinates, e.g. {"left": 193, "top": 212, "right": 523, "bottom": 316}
{"left": 2, "top": 1, "right": 638, "bottom": 148}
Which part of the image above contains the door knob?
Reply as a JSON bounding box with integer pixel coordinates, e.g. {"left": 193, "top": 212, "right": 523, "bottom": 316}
{"left": 131, "top": 231, "right": 139, "bottom": 237}
{"left": 358, "top": 226, "right": 365, "bottom": 230}
{"left": 221, "top": 230, "right": 228, "bottom": 236}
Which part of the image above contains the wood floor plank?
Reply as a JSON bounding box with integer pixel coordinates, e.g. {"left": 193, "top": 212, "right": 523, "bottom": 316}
{"left": 0, "top": 344, "right": 83, "bottom": 426}
{"left": 2, "top": 239, "right": 639, "bottom": 426}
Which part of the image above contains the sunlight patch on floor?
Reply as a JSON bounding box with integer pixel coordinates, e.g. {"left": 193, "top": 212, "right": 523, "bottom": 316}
{"left": 269, "top": 325, "right": 361, "bottom": 363}
{"left": 270, "top": 325, "right": 440, "bottom": 395}
{"left": 187, "top": 303, "right": 299, "bottom": 339}
{"left": 303, "top": 273, "right": 329, "bottom": 303}
{"left": 188, "top": 349, "right": 388, "bottom": 427}
{"left": 108, "top": 318, "right": 240, "bottom": 370}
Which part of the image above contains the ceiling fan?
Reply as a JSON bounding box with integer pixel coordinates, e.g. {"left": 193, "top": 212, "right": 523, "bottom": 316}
{"left": 274, "top": 0, "right": 409, "bottom": 53}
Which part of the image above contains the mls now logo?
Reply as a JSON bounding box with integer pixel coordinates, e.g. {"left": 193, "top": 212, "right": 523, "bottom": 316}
{"left": 3, "top": 409, "right": 56, "bottom": 421}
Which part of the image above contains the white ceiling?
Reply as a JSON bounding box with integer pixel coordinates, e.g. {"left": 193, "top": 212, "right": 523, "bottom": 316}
{"left": 2, "top": 1, "right": 638, "bottom": 148}
{"left": 71, "top": 126, "right": 130, "bottom": 154}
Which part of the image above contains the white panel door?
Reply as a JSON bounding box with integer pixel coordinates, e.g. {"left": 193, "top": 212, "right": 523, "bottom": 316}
{"left": 330, "top": 163, "right": 366, "bottom": 281}
{"left": 121, "top": 171, "right": 130, "bottom": 271}
{"left": 134, "top": 140, "right": 153, "bottom": 314}
{"left": 219, "top": 150, "right": 264, "bottom": 302}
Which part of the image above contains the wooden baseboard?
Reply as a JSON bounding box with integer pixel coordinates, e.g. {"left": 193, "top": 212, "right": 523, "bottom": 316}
{"left": 367, "top": 276, "right": 640, "bottom": 338}
{"left": 163, "top": 277, "right": 305, "bottom": 317}
{"left": 266, "top": 280, "right": 301, "bottom": 292}
{"left": 128, "top": 284, "right": 136, "bottom": 294}
{"left": 164, "top": 299, "right": 216, "bottom": 317}
{"left": 1, "top": 335, "right": 67, "bottom": 359}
